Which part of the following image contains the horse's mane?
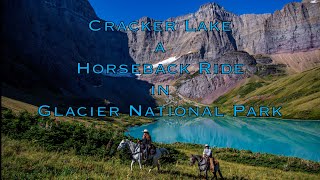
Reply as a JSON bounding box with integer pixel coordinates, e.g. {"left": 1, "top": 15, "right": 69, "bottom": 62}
{"left": 193, "top": 154, "right": 202, "bottom": 159}
{"left": 126, "top": 139, "right": 136, "bottom": 146}
{"left": 123, "top": 139, "right": 138, "bottom": 153}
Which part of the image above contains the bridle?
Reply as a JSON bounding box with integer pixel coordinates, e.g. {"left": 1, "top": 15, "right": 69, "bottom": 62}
{"left": 190, "top": 155, "right": 209, "bottom": 170}
{"left": 190, "top": 156, "right": 196, "bottom": 165}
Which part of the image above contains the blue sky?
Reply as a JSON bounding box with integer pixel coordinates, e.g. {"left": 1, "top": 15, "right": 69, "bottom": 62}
{"left": 88, "top": 0, "right": 298, "bottom": 22}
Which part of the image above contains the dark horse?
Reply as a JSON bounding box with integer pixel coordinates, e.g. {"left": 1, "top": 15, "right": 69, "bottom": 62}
{"left": 189, "top": 154, "right": 224, "bottom": 179}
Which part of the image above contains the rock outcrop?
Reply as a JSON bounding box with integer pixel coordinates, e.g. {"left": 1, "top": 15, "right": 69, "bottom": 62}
{"left": 177, "top": 51, "right": 257, "bottom": 104}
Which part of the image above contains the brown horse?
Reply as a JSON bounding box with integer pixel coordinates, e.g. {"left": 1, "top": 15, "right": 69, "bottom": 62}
{"left": 189, "top": 154, "right": 224, "bottom": 179}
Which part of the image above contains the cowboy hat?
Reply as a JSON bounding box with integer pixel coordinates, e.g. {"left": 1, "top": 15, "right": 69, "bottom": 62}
{"left": 205, "top": 144, "right": 209, "bottom": 147}
{"left": 142, "top": 129, "right": 149, "bottom": 133}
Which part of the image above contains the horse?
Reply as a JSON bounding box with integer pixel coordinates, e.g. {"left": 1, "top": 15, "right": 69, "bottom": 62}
{"left": 189, "top": 154, "right": 224, "bottom": 179}
{"left": 117, "top": 139, "right": 169, "bottom": 172}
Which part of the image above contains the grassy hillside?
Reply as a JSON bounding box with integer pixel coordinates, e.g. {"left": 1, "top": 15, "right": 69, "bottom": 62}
{"left": 1, "top": 105, "right": 320, "bottom": 179}
{"left": 2, "top": 136, "right": 320, "bottom": 180}
{"left": 1, "top": 96, "right": 153, "bottom": 130}
{"left": 214, "top": 67, "right": 320, "bottom": 119}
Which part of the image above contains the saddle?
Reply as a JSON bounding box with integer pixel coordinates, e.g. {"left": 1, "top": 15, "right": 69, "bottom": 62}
{"left": 138, "top": 142, "right": 156, "bottom": 159}
{"left": 140, "top": 143, "right": 146, "bottom": 150}
{"left": 203, "top": 156, "right": 215, "bottom": 171}
{"left": 149, "top": 144, "right": 156, "bottom": 155}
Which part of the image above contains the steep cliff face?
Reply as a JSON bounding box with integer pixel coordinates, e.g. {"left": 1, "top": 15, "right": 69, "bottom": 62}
{"left": 231, "top": 14, "right": 271, "bottom": 54}
{"left": 128, "top": 1, "right": 320, "bottom": 64}
{"left": 234, "top": 1, "right": 320, "bottom": 54}
{"left": 2, "top": 0, "right": 155, "bottom": 111}
{"left": 127, "top": 3, "right": 237, "bottom": 64}
{"left": 176, "top": 52, "right": 257, "bottom": 104}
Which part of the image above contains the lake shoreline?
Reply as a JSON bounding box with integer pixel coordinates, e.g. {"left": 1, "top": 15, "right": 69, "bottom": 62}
{"left": 126, "top": 116, "right": 320, "bottom": 162}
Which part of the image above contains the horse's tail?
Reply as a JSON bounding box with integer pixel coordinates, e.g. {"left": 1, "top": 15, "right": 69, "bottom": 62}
{"left": 159, "top": 148, "right": 169, "bottom": 156}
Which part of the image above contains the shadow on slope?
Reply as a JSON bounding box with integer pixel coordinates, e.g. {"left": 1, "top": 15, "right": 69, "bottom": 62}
{"left": 1, "top": 0, "right": 156, "bottom": 113}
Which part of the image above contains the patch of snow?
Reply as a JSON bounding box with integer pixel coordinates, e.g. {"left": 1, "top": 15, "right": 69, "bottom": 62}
{"left": 153, "top": 56, "right": 179, "bottom": 68}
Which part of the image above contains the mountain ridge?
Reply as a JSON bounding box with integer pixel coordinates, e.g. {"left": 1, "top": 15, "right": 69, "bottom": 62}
{"left": 124, "top": 0, "right": 319, "bottom": 104}
{"left": 127, "top": 0, "right": 320, "bottom": 63}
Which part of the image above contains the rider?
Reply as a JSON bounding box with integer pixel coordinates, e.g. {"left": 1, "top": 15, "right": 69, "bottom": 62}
{"left": 142, "top": 129, "right": 152, "bottom": 159}
{"left": 203, "top": 144, "right": 214, "bottom": 171}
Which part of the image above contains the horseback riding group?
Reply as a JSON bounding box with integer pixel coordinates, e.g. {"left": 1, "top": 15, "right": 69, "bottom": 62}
{"left": 117, "top": 129, "right": 224, "bottom": 179}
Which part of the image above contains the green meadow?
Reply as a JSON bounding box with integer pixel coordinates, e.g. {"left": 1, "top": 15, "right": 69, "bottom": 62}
{"left": 1, "top": 107, "right": 320, "bottom": 179}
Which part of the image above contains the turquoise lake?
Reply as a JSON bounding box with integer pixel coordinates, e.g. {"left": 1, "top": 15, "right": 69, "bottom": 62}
{"left": 126, "top": 117, "right": 320, "bottom": 162}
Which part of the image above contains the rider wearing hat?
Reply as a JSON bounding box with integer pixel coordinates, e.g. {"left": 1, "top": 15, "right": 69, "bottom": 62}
{"left": 142, "top": 129, "right": 152, "bottom": 159}
{"left": 203, "top": 144, "right": 214, "bottom": 171}
{"left": 142, "top": 129, "right": 152, "bottom": 144}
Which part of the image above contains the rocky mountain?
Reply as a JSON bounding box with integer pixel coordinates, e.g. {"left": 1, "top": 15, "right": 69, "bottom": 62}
{"left": 234, "top": 1, "right": 320, "bottom": 54}
{"left": 128, "top": 0, "right": 320, "bottom": 104}
{"left": 2, "top": 0, "right": 319, "bottom": 108}
{"left": 127, "top": 3, "right": 236, "bottom": 64}
{"left": 128, "top": 1, "right": 320, "bottom": 64}
{"left": 1, "top": 0, "right": 156, "bottom": 111}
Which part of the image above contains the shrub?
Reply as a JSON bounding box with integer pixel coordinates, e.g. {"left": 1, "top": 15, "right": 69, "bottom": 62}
{"left": 1, "top": 108, "right": 125, "bottom": 158}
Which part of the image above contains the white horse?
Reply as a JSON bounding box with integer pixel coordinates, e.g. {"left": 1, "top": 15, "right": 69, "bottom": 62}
{"left": 117, "top": 139, "right": 169, "bottom": 172}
